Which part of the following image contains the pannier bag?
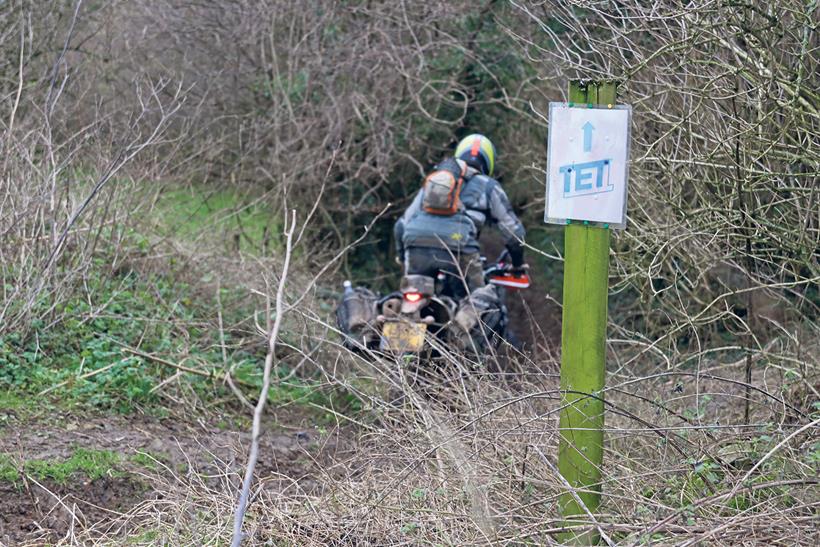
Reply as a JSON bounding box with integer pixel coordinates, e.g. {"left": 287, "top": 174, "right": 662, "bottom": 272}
{"left": 422, "top": 158, "right": 467, "bottom": 215}
{"left": 451, "top": 285, "right": 505, "bottom": 351}
{"left": 336, "top": 285, "right": 379, "bottom": 349}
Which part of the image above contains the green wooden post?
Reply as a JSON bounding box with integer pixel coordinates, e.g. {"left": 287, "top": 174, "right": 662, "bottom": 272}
{"left": 557, "top": 80, "right": 616, "bottom": 545}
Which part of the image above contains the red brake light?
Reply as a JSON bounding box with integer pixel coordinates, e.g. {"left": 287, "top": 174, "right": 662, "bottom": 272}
{"left": 404, "top": 292, "right": 422, "bottom": 303}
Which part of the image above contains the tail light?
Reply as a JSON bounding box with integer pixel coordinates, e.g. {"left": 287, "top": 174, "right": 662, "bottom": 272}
{"left": 404, "top": 292, "right": 423, "bottom": 303}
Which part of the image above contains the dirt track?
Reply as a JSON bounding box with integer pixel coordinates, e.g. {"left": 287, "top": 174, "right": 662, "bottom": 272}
{"left": 0, "top": 410, "right": 347, "bottom": 546}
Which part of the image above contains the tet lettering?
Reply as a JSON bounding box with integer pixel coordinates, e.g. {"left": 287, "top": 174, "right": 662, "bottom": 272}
{"left": 559, "top": 159, "right": 613, "bottom": 198}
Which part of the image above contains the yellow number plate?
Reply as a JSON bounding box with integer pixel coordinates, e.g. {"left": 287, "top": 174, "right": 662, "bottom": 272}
{"left": 381, "top": 321, "right": 427, "bottom": 353}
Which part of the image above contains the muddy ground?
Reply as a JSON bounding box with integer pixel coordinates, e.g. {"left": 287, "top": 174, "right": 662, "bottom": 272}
{"left": 0, "top": 409, "right": 350, "bottom": 546}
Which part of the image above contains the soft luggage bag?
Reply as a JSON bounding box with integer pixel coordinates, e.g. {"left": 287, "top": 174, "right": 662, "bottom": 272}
{"left": 451, "top": 286, "right": 506, "bottom": 351}
{"left": 336, "top": 285, "right": 379, "bottom": 349}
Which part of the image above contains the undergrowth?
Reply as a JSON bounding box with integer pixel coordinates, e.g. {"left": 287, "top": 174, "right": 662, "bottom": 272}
{"left": 2, "top": 271, "right": 227, "bottom": 412}
{"left": 0, "top": 185, "right": 360, "bottom": 418}
{"left": 0, "top": 270, "right": 346, "bottom": 415}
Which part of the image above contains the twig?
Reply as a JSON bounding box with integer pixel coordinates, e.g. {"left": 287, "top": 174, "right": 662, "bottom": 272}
{"left": 231, "top": 209, "right": 296, "bottom": 546}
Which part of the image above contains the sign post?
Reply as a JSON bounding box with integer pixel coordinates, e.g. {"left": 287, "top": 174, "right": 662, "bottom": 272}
{"left": 546, "top": 81, "right": 629, "bottom": 544}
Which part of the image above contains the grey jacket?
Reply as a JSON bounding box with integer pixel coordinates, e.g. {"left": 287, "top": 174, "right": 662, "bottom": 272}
{"left": 394, "top": 167, "right": 525, "bottom": 255}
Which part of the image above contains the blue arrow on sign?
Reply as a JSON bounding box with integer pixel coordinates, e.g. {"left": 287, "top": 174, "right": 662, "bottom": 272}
{"left": 582, "top": 121, "right": 595, "bottom": 152}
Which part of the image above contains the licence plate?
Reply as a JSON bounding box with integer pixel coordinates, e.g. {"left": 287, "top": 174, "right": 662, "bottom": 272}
{"left": 380, "top": 321, "right": 427, "bottom": 353}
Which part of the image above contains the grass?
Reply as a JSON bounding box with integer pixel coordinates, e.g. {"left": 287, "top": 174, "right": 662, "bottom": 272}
{"left": 126, "top": 529, "right": 162, "bottom": 544}
{"left": 154, "top": 186, "right": 281, "bottom": 254}
{"left": 23, "top": 448, "right": 123, "bottom": 484}
{"left": 57, "top": 360, "right": 815, "bottom": 546}
{"left": 0, "top": 448, "right": 180, "bottom": 487}
{"left": 0, "top": 453, "right": 18, "bottom": 483}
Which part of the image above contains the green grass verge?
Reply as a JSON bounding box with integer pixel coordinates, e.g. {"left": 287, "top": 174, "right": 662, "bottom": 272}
{"left": 154, "top": 186, "right": 282, "bottom": 254}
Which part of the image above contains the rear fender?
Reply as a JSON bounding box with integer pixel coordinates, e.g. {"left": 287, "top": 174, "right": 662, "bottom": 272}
{"left": 400, "top": 297, "right": 428, "bottom": 315}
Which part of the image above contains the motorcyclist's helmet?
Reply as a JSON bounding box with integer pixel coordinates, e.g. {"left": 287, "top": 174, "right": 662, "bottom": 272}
{"left": 455, "top": 134, "right": 496, "bottom": 177}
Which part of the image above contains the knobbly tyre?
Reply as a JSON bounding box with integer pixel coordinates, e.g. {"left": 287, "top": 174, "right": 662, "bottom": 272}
{"left": 335, "top": 252, "right": 530, "bottom": 359}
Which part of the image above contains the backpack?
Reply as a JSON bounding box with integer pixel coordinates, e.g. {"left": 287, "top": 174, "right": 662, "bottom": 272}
{"left": 422, "top": 158, "right": 467, "bottom": 215}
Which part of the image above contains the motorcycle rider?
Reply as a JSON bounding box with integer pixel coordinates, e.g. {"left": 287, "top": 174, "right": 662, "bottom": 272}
{"left": 393, "top": 134, "right": 526, "bottom": 297}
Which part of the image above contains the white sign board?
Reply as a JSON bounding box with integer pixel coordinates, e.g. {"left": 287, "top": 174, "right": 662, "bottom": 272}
{"left": 544, "top": 102, "right": 631, "bottom": 229}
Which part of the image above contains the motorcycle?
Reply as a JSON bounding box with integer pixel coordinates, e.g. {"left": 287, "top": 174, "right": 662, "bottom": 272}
{"left": 336, "top": 251, "right": 530, "bottom": 357}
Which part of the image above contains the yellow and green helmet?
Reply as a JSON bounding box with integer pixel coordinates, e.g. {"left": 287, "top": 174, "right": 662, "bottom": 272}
{"left": 455, "top": 134, "right": 496, "bottom": 177}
